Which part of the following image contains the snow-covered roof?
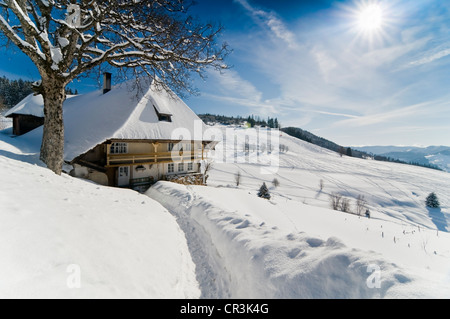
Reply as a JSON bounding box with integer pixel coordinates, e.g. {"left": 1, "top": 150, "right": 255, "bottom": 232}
{"left": 5, "top": 94, "right": 45, "bottom": 118}
{"left": 14, "top": 79, "right": 210, "bottom": 162}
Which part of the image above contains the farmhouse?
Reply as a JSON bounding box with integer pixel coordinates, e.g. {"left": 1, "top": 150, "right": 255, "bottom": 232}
{"left": 7, "top": 75, "right": 216, "bottom": 191}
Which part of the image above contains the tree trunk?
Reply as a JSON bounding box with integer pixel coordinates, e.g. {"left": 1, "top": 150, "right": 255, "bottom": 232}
{"left": 39, "top": 80, "right": 66, "bottom": 175}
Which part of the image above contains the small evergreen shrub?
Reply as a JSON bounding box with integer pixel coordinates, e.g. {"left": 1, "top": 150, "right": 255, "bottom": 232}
{"left": 426, "top": 192, "right": 440, "bottom": 208}
{"left": 258, "top": 182, "right": 271, "bottom": 200}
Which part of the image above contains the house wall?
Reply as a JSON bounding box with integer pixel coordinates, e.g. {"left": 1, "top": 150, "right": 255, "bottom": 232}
{"left": 131, "top": 164, "right": 159, "bottom": 180}
{"left": 73, "top": 140, "right": 207, "bottom": 191}
{"left": 12, "top": 114, "right": 44, "bottom": 136}
{"left": 164, "top": 160, "right": 201, "bottom": 176}
{"left": 83, "top": 144, "right": 106, "bottom": 165}
{"left": 70, "top": 164, "right": 109, "bottom": 186}
{"left": 128, "top": 143, "right": 153, "bottom": 154}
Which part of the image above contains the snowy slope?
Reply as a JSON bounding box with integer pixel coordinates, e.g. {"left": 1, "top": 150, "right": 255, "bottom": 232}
{"left": 2, "top": 123, "right": 450, "bottom": 298}
{"left": 147, "top": 126, "right": 450, "bottom": 298}
{"left": 207, "top": 126, "right": 449, "bottom": 232}
{"left": 0, "top": 130, "right": 199, "bottom": 298}
{"left": 148, "top": 182, "right": 450, "bottom": 298}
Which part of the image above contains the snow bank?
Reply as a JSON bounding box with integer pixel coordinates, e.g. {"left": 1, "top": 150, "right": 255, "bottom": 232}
{"left": 147, "top": 182, "right": 450, "bottom": 298}
{"left": 0, "top": 153, "right": 199, "bottom": 298}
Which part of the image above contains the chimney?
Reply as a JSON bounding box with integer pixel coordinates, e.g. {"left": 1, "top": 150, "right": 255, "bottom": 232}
{"left": 103, "top": 72, "right": 112, "bottom": 94}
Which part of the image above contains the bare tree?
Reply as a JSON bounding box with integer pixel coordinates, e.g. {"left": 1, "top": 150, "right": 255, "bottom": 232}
{"left": 355, "top": 194, "right": 368, "bottom": 216}
{"left": 272, "top": 178, "right": 280, "bottom": 188}
{"left": 340, "top": 198, "right": 351, "bottom": 213}
{"left": 330, "top": 193, "right": 342, "bottom": 210}
{"left": 202, "top": 159, "right": 214, "bottom": 185}
{"left": 235, "top": 171, "right": 241, "bottom": 187}
{"left": 0, "top": 1, "right": 228, "bottom": 174}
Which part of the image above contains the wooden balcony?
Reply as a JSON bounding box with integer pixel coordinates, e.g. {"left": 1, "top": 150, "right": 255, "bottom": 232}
{"left": 106, "top": 150, "right": 204, "bottom": 168}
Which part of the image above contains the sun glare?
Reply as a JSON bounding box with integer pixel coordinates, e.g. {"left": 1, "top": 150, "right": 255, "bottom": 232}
{"left": 358, "top": 4, "right": 383, "bottom": 32}
{"left": 340, "top": 0, "right": 394, "bottom": 46}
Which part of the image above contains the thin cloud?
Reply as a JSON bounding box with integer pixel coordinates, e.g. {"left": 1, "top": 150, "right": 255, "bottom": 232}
{"left": 200, "top": 69, "right": 280, "bottom": 115}
{"left": 332, "top": 100, "right": 441, "bottom": 128}
{"left": 234, "top": 0, "right": 299, "bottom": 49}
{"left": 315, "top": 111, "right": 360, "bottom": 119}
{"left": 206, "top": 69, "right": 262, "bottom": 102}
{"left": 409, "top": 47, "right": 450, "bottom": 66}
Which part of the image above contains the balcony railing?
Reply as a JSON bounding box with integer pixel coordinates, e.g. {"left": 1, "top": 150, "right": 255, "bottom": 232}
{"left": 106, "top": 150, "right": 204, "bottom": 168}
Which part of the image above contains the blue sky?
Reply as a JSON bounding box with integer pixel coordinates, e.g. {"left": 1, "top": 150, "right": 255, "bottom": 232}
{"left": 1, "top": 0, "right": 450, "bottom": 146}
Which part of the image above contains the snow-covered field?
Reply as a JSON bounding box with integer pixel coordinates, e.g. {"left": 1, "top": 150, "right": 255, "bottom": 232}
{"left": 147, "top": 126, "right": 450, "bottom": 298}
{"left": 0, "top": 127, "right": 199, "bottom": 299}
{"left": 1, "top": 123, "right": 449, "bottom": 298}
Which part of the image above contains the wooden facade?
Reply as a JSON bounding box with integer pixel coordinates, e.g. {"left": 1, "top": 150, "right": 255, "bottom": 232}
{"left": 70, "top": 139, "right": 213, "bottom": 192}
{"left": 9, "top": 114, "right": 44, "bottom": 136}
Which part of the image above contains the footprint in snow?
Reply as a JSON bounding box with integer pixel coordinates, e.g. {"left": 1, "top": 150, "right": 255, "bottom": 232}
{"left": 306, "top": 237, "right": 324, "bottom": 248}
{"left": 236, "top": 220, "right": 250, "bottom": 229}
{"left": 288, "top": 248, "right": 302, "bottom": 258}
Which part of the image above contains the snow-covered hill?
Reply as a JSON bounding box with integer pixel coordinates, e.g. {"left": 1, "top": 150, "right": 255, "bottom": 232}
{"left": 0, "top": 129, "right": 199, "bottom": 298}
{"left": 1, "top": 124, "right": 449, "bottom": 298}
{"left": 146, "top": 125, "right": 450, "bottom": 298}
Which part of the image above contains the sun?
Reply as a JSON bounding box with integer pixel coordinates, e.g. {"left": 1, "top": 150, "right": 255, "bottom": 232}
{"left": 340, "top": 0, "right": 393, "bottom": 46}
{"left": 357, "top": 3, "right": 384, "bottom": 32}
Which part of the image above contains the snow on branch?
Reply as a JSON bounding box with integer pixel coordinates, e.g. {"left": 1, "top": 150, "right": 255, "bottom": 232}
{"left": 1, "top": 0, "right": 229, "bottom": 94}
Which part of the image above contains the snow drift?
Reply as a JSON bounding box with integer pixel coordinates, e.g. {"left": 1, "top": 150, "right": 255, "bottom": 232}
{"left": 0, "top": 150, "right": 199, "bottom": 298}
{"left": 147, "top": 182, "right": 450, "bottom": 298}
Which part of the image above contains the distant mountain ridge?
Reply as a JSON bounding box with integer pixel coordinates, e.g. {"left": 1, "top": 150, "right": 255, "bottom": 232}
{"left": 354, "top": 146, "right": 450, "bottom": 173}
{"left": 197, "top": 114, "right": 445, "bottom": 172}
{"left": 280, "top": 128, "right": 445, "bottom": 172}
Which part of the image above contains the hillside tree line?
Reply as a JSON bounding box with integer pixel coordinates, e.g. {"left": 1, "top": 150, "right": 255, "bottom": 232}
{"left": 0, "top": 76, "right": 33, "bottom": 110}
{"left": 0, "top": 76, "right": 77, "bottom": 112}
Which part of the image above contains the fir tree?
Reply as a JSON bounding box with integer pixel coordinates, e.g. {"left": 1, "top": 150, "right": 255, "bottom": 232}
{"left": 258, "top": 182, "right": 271, "bottom": 200}
{"left": 426, "top": 192, "right": 440, "bottom": 208}
{"left": 346, "top": 147, "right": 353, "bottom": 157}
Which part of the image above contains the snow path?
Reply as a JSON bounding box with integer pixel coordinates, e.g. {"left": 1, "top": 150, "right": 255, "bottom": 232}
{"left": 149, "top": 184, "right": 233, "bottom": 298}
{"left": 147, "top": 182, "right": 450, "bottom": 298}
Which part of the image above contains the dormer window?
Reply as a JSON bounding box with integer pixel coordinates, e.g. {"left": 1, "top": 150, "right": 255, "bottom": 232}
{"left": 153, "top": 105, "right": 172, "bottom": 122}
{"left": 158, "top": 113, "right": 172, "bottom": 122}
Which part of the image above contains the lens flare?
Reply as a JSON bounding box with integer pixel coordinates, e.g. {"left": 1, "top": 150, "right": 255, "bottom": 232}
{"left": 358, "top": 4, "right": 383, "bottom": 32}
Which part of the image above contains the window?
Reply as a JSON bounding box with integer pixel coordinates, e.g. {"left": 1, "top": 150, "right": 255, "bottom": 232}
{"left": 168, "top": 163, "right": 174, "bottom": 173}
{"left": 178, "top": 163, "right": 184, "bottom": 172}
{"left": 158, "top": 114, "right": 172, "bottom": 122}
{"left": 135, "top": 165, "right": 146, "bottom": 172}
{"left": 187, "top": 162, "right": 193, "bottom": 171}
{"left": 154, "top": 105, "right": 172, "bottom": 122}
{"left": 110, "top": 142, "right": 128, "bottom": 154}
{"left": 119, "top": 166, "right": 129, "bottom": 177}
